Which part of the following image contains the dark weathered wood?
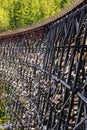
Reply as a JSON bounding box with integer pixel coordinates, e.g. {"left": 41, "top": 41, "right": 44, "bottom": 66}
{"left": 0, "top": 0, "right": 87, "bottom": 130}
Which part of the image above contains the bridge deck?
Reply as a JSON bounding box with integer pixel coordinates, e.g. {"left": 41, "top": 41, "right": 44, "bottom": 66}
{"left": 0, "top": 0, "right": 87, "bottom": 130}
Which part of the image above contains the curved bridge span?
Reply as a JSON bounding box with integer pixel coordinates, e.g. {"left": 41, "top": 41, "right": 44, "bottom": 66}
{"left": 0, "top": 0, "right": 87, "bottom": 129}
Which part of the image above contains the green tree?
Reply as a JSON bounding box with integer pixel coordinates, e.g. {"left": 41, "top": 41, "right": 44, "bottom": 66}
{"left": 0, "top": 7, "right": 9, "bottom": 32}
{"left": 60, "top": 0, "right": 72, "bottom": 8}
{"left": 0, "top": 0, "right": 73, "bottom": 32}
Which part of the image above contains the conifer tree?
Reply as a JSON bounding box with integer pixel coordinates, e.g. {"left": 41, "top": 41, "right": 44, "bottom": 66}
{"left": 0, "top": 0, "right": 73, "bottom": 32}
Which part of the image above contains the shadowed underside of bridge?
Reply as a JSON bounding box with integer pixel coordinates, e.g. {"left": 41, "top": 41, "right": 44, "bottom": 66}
{"left": 0, "top": 0, "right": 87, "bottom": 130}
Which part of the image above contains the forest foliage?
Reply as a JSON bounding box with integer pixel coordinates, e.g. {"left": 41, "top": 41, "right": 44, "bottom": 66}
{"left": 0, "top": 0, "right": 73, "bottom": 32}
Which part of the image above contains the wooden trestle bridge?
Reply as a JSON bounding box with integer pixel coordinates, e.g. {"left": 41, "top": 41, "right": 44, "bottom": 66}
{"left": 0, "top": 0, "right": 87, "bottom": 129}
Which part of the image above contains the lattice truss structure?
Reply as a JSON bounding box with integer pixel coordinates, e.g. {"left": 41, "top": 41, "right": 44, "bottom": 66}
{"left": 0, "top": 1, "right": 87, "bottom": 130}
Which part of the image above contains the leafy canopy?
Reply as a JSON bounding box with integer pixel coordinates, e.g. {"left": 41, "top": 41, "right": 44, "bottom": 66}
{"left": 0, "top": 0, "right": 73, "bottom": 32}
